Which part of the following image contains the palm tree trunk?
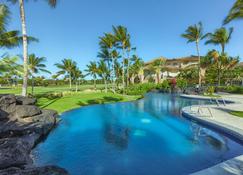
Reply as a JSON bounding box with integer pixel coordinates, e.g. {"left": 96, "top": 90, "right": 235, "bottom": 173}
{"left": 112, "top": 58, "right": 115, "bottom": 92}
{"left": 196, "top": 41, "right": 201, "bottom": 87}
{"left": 126, "top": 51, "right": 130, "bottom": 87}
{"left": 104, "top": 78, "right": 107, "bottom": 93}
{"left": 75, "top": 81, "right": 78, "bottom": 92}
{"left": 69, "top": 73, "right": 72, "bottom": 89}
{"left": 19, "top": 0, "right": 28, "bottom": 97}
{"left": 122, "top": 49, "right": 125, "bottom": 95}
{"left": 31, "top": 74, "right": 34, "bottom": 95}
{"left": 94, "top": 77, "right": 96, "bottom": 90}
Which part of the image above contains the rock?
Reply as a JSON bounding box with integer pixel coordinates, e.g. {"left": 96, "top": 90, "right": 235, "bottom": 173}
{"left": 16, "top": 96, "right": 37, "bottom": 105}
{"left": 0, "top": 137, "right": 33, "bottom": 169}
{"left": 0, "top": 95, "right": 16, "bottom": 106}
{"left": 0, "top": 166, "right": 69, "bottom": 175}
{"left": 0, "top": 94, "right": 67, "bottom": 174}
{"left": 0, "top": 109, "right": 8, "bottom": 121}
{"left": 14, "top": 105, "right": 41, "bottom": 118}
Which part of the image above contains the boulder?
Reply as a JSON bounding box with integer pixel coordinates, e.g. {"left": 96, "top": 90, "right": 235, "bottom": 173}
{"left": 16, "top": 96, "right": 37, "bottom": 105}
{"left": 0, "top": 95, "right": 16, "bottom": 106}
{"left": 0, "top": 137, "right": 33, "bottom": 169}
{"left": 14, "top": 105, "right": 41, "bottom": 118}
{"left": 0, "top": 166, "right": 69, "bottom": 175}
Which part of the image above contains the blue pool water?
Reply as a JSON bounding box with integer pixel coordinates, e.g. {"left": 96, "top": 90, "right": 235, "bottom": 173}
{"left": 32, "top": 93, "right": 243, "bottom": 175}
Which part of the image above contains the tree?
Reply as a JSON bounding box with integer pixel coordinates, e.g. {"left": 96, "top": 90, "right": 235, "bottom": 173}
{"left": 130, "top": 55, "right": 144, "bottom": 84}
{"left": 86, "top": 61, "right": 98, "bottom": 90}
{"left": 55, "top": 59, "right": 77, "bottom": 89}
{"left": 181, "top": 22, "right": 205, "bottom": 87}
{"left": 113, "top": 25, "right": 130, "bottom": 92}
{"left": 205, "top": 27, "right": 233, "bottom": 54}
{"left": 151, "top": 59, "right": 166, "bottom": 84}
{"left": 206, "top": 50, "right": 239, "bottom": 86}
{"left": 7, "top": 0, "right": 58, "bottom": 96}
{"left": 99, "top": 33, "right": 117, "bottom": 92}
{"left": 0, "top": 4, "right": 22, "bottom": 50}
{"left": 28, "top": 54, "right": 50, "bottom": 94}
{"left": 97, "top": 60, "right": 110, "bottom": 93}
{"left": 72, "top": 67, "right": 83, "bottom": 92}
{"left": 224, "top": 0, "right": 243, "bottom": 24}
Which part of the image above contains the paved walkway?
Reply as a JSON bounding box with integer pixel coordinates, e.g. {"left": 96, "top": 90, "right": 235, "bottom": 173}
{"left": 180, "top": 94, "right": 243, "bottom": 175}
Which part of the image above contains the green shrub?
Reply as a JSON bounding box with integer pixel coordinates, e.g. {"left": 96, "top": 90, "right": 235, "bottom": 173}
{"left": 177, "top": 79, "right": 187, "bottom": 91}
{"left": 217, "top": 86, "right": 243, "bottom": 94}
{"left": 126, "top": 83, "right": 157, "bottom": 95}
{"left": 158, "top": 80, "right": 170, "bottom": 91}
{"left": 206, "top": 86, "right": 215, "bottom": 95}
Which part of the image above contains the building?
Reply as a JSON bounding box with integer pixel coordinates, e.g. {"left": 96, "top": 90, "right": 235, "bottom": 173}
{"left": 143, "top": 56, "right": 199, "bottom": 82}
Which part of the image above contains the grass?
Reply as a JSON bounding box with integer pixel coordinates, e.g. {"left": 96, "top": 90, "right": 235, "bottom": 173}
{"left": 230, "top": 111, "right": 243, "bottom": 118}
{"left": 0, "top": 85, "right": 141, "bottom": 114}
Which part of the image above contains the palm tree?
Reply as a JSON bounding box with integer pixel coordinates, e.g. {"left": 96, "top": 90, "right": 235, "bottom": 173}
{"left": 97, "top": 48, "right": 111, "bottom": 83}
{"left": 205, "top": 27, "right": 233, "bottom": 54}
{"left": 86, "top": 61, "right": 98, "bottom": 90}
{"left": 113, "top": 25, "right": 130, "bottom": 92}
{"left": 7, "top": 0, "right": 58, "bottom": 96}
{"left": 28, "top": 54, "right": 50, "bottom": 94}
{"left": 55, "top": 59, "right": 77, "bottom": 89}
{"left": 99, "top": 33, "right": 117, "bottom": 92}
{"left": 130, "top": 55, "right": 144, "bottom": 84}
{"left": 97, "top": 60, "right": 110, "bottom": 93}
{"left": 224, "top": 0, "right": 243, "bottom": 24}
{"left": 181, "top": 22, "right": 205, "bottom": 87}
{"left": 151, "top": 59, "right": 166, "bottom": 84}
{"left": 0, "top": 4, "right": 22, "bottom": 49}
{"left": 72, "top": 67, "right": 83, "bottom": 92}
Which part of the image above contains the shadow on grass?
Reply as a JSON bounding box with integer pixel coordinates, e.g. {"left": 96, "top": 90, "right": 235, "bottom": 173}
{"left": 77, "top": 96, "right": 123, "bottom": 106}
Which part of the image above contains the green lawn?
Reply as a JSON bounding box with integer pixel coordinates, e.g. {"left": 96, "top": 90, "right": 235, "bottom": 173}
{"left": 0, "top": 85, "right": 141, "bottom": 114}
{"left": 230, "top": 111, "right": 243, "bottom": 118}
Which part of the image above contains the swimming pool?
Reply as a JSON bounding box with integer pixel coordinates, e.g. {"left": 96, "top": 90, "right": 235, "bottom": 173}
{"left": 32, "top": 93, "right": 243, "bottom": 175}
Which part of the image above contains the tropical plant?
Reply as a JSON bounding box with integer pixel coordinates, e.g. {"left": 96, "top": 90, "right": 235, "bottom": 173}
{"left": 86, "top": 61, "right": 98, "bottom": 89}
{"left": 205, "top": 27, "right": 233, "bottom": 54}
{"left": 97, "top": 60, "right": 110, "bottom": 93}
{"left": 206, "top": 50, "right": 239, "bottom": 86}
{"left": 113, "top": 25, "right": 130, "bottom": 92}
{"left": 28, "top": 54, "right": 50, "bottom": 94}
{"left": 224, "top": 0, "right": 243, "bottom": 24}
{"left": 0, "top": 4, "right": 22, "bottom": 49}
{"left": 55, "top": 59, "right": 77, "bottom": 89}
{"left": 181, "top": 22, "right": 205, "bottom": 87}
{"left": 99, "top": 33, "right": 117, "bottom": 91}
{"left": 72, "top": 67, "right": 84, "bottom": 92}
{"left": 7, "top": 0, "right": 58, "bottom": 96}
{"left": 130, "top": 55, "right": 144, "bottom": 84}
{"left": 151, "top": 59, "right": 166, "bottom": 84}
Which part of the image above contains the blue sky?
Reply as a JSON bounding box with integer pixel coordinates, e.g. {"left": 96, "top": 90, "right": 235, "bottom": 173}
{"left": 2, "top": 0, "right": 243, "bottom": 77}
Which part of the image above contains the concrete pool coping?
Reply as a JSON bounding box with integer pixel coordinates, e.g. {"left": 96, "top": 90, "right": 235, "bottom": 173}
{"left": 180, "top": 94, "right": 243, "bottom": 175}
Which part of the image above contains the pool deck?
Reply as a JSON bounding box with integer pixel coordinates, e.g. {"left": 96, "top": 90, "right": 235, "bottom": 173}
{"left": 180, "top": 94, "right": 243, "bottom": 175}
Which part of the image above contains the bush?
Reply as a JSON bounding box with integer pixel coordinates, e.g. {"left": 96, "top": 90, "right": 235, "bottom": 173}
{"left": 206, "top": 86, "right": 215, "bottom": 95}
{"left": 126, "top": 83, "right": 157, "bottom": 95}
{"left": 217, "top": 86, "right": 243, "bottom": 94}
{"left": 177, "top": 79, "right": 187, "bottom": 91}
{"left": 158, "top": 80, "right": 170, "bottom": 91}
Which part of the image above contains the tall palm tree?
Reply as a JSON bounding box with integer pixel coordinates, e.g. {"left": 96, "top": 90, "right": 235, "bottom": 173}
{"left": 224, "top": 0, "right": 243, "bottom": 24}
{"left": 97, "top": 60, "right": 110, "bottom": 93}
{"left": 113, "top": 25, "right": 130, "bottom": 92}
{"left": 99, "top": 33, "right": 117, "bottom": 92}
{"left": 28, "top": 54, "right": 50, "bottom": 94}
{"left": 97, "top": 48, "right": 111, "bottom": 83}
{"left": 0, "top": 4, "right": 21, "bottom": 49}
{"left": 205, "top": 27, "right": 233, "bottom": 54}
{"left": 86, "top": 61, "right": 98, "bottom": 90}
{"left": 7, "top": 0, "right": 58, "bottom": 96}
{"left": 151, "top": 59, "right": 166, "bottom": 84}
{"left": 181, "top": 22, "right": 205, "bottom": 87}
{"left": 55, "top": 59, "right": 77, "bottom": 89}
